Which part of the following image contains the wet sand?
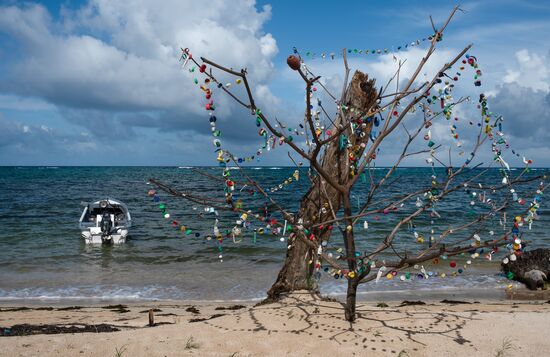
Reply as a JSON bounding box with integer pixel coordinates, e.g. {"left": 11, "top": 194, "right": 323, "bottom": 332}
{"left": 1, "top": 291, "right": 550, "bottom": 356}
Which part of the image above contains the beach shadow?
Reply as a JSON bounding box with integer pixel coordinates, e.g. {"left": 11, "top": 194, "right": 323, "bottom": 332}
{"left": 198, "top": 291, "right": 479, "bottom": 354}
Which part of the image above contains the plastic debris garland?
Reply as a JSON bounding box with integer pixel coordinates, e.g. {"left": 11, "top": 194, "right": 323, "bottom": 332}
{"left": 147, "top": 7, "right": 547, "bottom": 321}
{"left": 155, "top": 47, "right": 547, "bottom": 286}
{"left": 292, "top": 32, "right": 440, "bottom": 60}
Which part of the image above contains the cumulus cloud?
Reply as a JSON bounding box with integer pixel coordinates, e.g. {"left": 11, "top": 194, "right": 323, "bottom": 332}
{"left": 289, "top": 44, "right": 550, "bottom": 167}
{"left": 490, "top": 84, "right": 550, "bottom": 142}
{"left": 0, "top": 0, "right": 278, "bottom": 136}
{"left": 486, "top": 49, "right": 550, "bottom": 164}
{"left": 503, "top": 49, "right": 549, "bottom": 92}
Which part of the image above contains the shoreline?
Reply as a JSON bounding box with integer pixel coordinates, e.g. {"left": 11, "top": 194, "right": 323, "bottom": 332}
{"left": 1, "top": 291, "right": 550, "bottom": 356}
{"left": 0, "top": 290, "right": 548, "bottom": 310}
{"left": 1, "top": 282, "right": 548, "bottom": 307}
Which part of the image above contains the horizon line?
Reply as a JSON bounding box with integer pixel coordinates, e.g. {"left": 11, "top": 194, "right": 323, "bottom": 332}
{"left": 1, "top": 165, "right": 548, "bottom": 169}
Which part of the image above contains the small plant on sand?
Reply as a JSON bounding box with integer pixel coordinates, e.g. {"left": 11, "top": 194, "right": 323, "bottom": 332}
{"left": 398, "top": 350, "right": 411, "bottom": 357}
{"left": 185, "top": 336, "right": 200, "bottom": 350}
{"left": 494, "top": 337, "right": 516, "bottom": 357}
{"left": 114, "top": 345, "right": 128, "bottom": 357}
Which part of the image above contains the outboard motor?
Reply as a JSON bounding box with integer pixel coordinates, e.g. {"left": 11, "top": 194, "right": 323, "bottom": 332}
{"left": 100, "top": 211, "right": 113, "bottom": 240}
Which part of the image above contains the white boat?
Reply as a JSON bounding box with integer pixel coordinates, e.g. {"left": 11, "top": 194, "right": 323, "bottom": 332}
{"left": 79, "top": 198, "right": 132, "bottom": 244}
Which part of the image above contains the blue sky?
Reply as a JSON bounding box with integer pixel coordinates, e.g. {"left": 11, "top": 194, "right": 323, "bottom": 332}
{"left": 0, "top": 0, "right": 549, "bottom": 166}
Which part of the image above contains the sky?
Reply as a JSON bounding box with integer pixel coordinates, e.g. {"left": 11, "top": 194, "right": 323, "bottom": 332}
{"left": 0, "top": 0, "right": 549, "bottom": 166}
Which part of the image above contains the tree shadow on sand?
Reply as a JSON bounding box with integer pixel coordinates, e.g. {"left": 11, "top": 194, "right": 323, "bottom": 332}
{"left": 198, "top": 291, "right": 480, "bottom": 355}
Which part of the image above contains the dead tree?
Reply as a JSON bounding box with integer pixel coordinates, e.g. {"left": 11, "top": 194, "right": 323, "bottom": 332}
{"left": 150, "top": 6, "right": 547, "bottom": 321}
{"left": 267, "top": 70, "right": 379, "bottom": 298}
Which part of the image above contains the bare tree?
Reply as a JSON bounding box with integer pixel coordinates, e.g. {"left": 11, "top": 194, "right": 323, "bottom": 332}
{"left": 150, "top": 6, "right": 546, "bottom": 321}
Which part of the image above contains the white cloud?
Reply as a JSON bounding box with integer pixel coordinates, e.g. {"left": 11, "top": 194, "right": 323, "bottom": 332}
{"left": 0, "top": 1, "right": 278, "bottom": 128}
{"left": 503, "top": 49, "right": 549, "bottom": 92}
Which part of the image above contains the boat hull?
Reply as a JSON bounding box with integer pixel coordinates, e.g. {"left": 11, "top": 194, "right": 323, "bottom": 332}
{"left": 81, "top": 229, "right": 128, "bottom": 244}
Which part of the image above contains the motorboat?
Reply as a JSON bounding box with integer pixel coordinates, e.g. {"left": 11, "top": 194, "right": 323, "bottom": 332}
{"left": 79, "top": 198, "right": 132, "bottom": 244}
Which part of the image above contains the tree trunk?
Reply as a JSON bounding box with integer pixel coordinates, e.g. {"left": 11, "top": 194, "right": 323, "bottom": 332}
{"left": 342, "top": 193, "right": 359, "bottom": 322}
{"left": 266, "top": 231, "right": 316, "bottom": 298}
{"left": 344, "top": 278, "right": 359, "bottom": 322}
{"left": 267, "top": 71, "right": 379, "bottom": 301}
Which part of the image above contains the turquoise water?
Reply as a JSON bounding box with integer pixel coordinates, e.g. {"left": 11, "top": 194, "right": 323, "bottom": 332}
{"left": 0, "top": 166, "right": 548, "bottom": 302}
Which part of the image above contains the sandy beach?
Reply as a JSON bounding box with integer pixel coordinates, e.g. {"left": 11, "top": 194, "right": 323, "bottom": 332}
{"left": 1, "top": 291, "right": 550, "bottom": 357}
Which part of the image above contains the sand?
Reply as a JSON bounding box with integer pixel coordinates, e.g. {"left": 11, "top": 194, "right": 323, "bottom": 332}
{"left": 1, "top": 291, "right": 549, "bottom": 356}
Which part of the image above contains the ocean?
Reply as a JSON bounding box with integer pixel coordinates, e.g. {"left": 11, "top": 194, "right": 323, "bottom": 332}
{"left": 0, "top": 166, "right": 548, "bottom": 303}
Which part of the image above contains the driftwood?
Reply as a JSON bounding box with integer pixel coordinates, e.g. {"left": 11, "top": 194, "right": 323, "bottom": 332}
{"left": 502, "top": 248, "right": 550, "bottom": 290}
{"left": 148, "top": 308, "right": 155, "bottom": 327}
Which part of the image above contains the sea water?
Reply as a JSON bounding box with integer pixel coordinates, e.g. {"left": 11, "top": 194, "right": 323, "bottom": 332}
{"left": 0, "top": 166, "right": 548, "bottom": 303}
